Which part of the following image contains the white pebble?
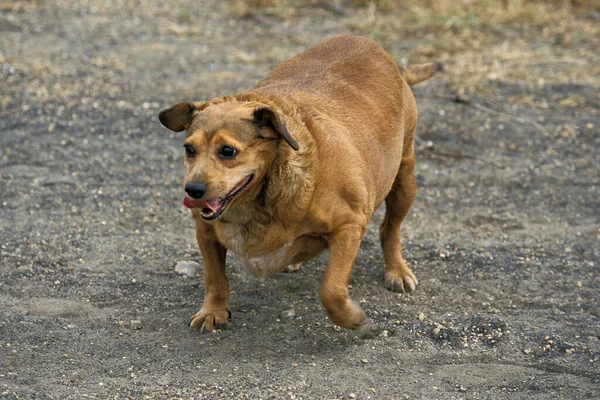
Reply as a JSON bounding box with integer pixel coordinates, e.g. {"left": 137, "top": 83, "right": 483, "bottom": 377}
{"left": 175, "top": 260, "right": 200, "bottom": 278}
{"left": 130, "top": 320, "right": 142, "bottom": 330}
{"left": 279, "top": 309, "right": 295, "bottom": 320}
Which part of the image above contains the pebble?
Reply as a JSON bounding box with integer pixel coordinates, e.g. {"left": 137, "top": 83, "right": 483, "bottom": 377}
{"left": 279, "top": 309, "right": 295, "bottom": 320}
{"left": 130, "top": 320, "right": 142, "bottom": 330}
{"left": 175, "top": 260, "right": 200, "bottom": 278}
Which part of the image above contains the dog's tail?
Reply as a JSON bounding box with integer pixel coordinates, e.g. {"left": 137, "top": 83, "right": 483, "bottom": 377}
{"left": 398, "top": 62, "right": 443, "bottom": 86}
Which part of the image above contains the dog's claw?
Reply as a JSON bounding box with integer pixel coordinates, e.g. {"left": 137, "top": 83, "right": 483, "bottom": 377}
{"left": 384, "top": 271, "right": 418, "bottom": 293}
{"left": 189, "top": 308, "right": 231, "bottom": 332}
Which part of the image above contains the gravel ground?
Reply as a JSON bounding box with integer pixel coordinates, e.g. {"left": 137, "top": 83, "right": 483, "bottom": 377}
{"left": 1, "top": 1, "right": 599, "bottom": 399}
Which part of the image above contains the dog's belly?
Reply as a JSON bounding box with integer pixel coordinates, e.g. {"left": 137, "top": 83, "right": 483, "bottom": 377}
{"left": 224, "top": 233, "right": 327, "bottom": 279}
{"left": 233, "top": 244, "right": 296, "bottom": 279}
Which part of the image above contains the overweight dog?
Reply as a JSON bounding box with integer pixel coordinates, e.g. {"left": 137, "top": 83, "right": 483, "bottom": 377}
{"left": 159, "top": 34, "right": 439, "bottom": 332}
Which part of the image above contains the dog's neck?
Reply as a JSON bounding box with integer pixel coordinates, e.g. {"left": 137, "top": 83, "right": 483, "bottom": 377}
{"left": 240, "top": 91, "right": 317, "bottom": 217}
{"left": 216, "top": 94, "right": 317, "bottom": 230}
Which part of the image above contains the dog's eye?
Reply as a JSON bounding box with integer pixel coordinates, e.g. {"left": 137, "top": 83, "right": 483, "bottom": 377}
{"left": 218, "top": 145, "right": 238, "bottom": 159}
{"left": 184, "top": 144, "right": 196, "bottom": 157}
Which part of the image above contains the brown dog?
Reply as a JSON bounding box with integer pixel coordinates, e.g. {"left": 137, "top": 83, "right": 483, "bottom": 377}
{"left": 159, "top": 34, "right": 439, "bottom": 332}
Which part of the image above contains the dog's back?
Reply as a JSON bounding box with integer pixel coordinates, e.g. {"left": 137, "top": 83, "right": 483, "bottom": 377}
{"left": 254, "top": 34, "right": 415, "bottom": 212}
{"left": 255, "top": 34, "right": 406, "bottom": 122}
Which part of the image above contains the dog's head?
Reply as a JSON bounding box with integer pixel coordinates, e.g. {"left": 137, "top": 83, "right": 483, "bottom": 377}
{"left": 158, "top": 100, "right": 299, "bottom": 221}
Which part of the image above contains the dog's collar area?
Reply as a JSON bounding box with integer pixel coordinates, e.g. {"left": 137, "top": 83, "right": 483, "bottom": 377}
{"left": 255, "top": 174, "right": 270, "bottom": 207}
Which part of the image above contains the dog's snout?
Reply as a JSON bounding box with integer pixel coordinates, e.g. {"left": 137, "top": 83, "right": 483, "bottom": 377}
{"left": 185, "top": 182, "right": 207, "bottom": 199}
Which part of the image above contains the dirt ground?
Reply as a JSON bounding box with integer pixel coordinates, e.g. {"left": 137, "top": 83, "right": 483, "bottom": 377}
{"left": 1, "top": 1, "right": 599, "bottom": 399}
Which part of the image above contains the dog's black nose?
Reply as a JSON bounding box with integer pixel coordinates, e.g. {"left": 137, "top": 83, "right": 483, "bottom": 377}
{"left": 185, "top": 182, "right": 207, "bottom": 199}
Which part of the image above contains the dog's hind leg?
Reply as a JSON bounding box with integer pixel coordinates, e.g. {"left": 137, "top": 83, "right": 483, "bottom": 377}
{"left": 379, "top": 143, "right": 418, "bottom": 293}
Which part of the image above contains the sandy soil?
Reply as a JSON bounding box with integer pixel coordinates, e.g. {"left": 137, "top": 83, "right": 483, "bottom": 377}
{"left": 1, "top": 1, "right": 598, "bottom": 399}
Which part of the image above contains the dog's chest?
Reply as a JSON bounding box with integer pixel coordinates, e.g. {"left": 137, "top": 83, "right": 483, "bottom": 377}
{"left": 234, "top": 243, "right": 297, "bottom": 279}
{"left": 217, "top": 224, "right": 299, "bottom": 279}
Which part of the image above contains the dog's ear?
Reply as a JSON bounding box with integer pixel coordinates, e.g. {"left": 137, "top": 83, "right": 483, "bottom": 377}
{"left": 253, "top": 107, "right": 299, "bottom": 151}
{"left": 158, "top": 102, "right": 206, "bottom": 132}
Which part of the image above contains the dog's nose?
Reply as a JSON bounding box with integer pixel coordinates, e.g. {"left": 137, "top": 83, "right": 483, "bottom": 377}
{"left": 185, "top": 182, "right": 207, "bottom": 199}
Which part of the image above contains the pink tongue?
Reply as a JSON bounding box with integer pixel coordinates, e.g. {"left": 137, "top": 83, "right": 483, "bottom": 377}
{"left": 183, "top": 196, "right": 222, "bottom": 211}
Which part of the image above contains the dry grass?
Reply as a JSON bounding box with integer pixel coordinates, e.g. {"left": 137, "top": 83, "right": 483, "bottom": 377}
{"left": 234, "top": 0, "right": 600, "bottom": 95}
{"left": 0, "top": 0, "right": 45, "bottom": 12}
{"left": 237, "top": 0, "right": 600, "bottom": 13}
{"left": 375, "top": 0, "right": 600, "bottom": 93}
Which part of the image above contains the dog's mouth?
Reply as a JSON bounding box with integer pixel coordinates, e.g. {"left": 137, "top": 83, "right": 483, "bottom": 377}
{"left": 183, "top": 174, "right": 254, "bottom": 221}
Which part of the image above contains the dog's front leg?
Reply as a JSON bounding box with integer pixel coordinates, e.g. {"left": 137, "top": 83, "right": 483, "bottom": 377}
{"left": 189, "top": 220, "right": 230, "bottom": 331}
{"left": 320, "top": 224, "right": 368, "bottom": 330}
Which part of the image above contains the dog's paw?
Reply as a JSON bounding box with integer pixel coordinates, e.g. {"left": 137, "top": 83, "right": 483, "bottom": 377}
{"left": 325, "top": 299, "right": 369, "bottom": 331}
{"left": 189, "top": 308, "right": 231, "bottom": 332}
{"left": 384, "top": 270, "right": 418, "bottom": 293}
{"left": 354, "top": 319, "right": 382, "bottom": 339}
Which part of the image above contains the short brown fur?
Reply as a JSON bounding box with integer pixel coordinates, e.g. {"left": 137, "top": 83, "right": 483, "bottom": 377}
{"left": 159, "top": 34, "right": 439, "bottom": 331}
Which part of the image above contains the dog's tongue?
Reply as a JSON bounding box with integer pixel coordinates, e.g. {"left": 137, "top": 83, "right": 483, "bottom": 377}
{"left": 183, "top": 196, "right": 222, "bottom": 211}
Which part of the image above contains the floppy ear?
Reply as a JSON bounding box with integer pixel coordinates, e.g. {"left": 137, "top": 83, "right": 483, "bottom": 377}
{"left": 158, "top": 102, "right": 197, "bottom": 132}
{"left": 253, "top": 107, "right": 299, "bottom": 151}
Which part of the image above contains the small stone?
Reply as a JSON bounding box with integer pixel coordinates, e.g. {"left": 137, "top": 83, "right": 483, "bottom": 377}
{"left": 575, "top": 281, "right": 582, "bottom": 288}
{"left": 348, "top": 394, "right": 356, "bottom": 399}
{"left": 432, "top": 327, "right": 441, "bottom": 336}
{"left": 130, "top": 320, "right": 142, "bottom": 330}
{"left": 361, "top": 359, "right": 369, "bottom": 363}
{"left": 175, "top": 260, "right": 200, "bottom": 278}
{"left": 459, "top": 386, "right": 467, "bottom": 392}
{"left": 418, "top": 312, "right": 425, "bottom": 321}
{"left": 279, "top": 309, "right": 295, "bottom": 320}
